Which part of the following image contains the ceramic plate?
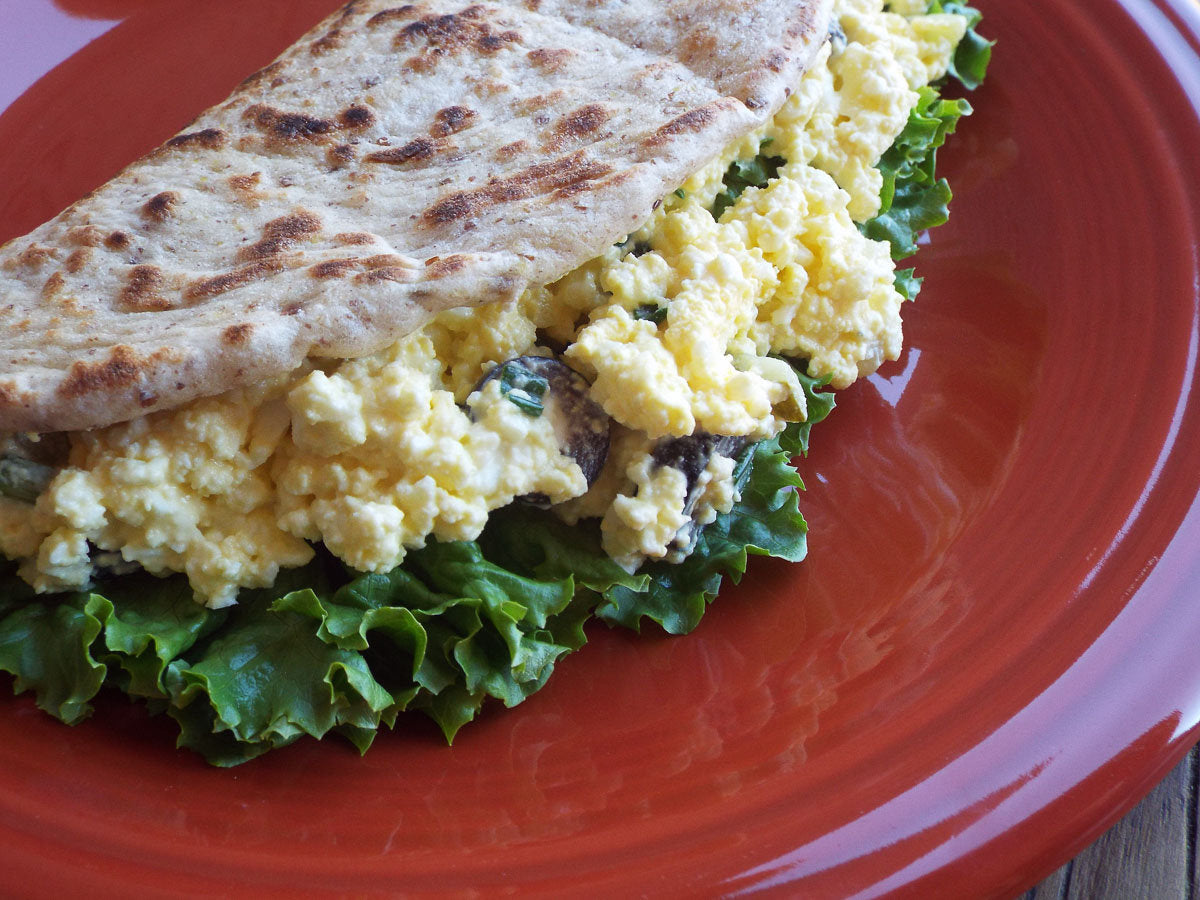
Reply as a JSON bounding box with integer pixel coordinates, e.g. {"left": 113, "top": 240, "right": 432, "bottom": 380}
{"left": 1, "top": 1, "right": 1199, "bottom": 896}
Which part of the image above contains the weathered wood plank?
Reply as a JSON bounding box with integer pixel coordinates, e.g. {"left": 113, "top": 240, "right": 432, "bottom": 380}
{"left": 1023, "top": 860, "right": 1069, "bottom": 900}
{"left": 1060, "top": 749, "right": 1192, "bottom": 899}
{"left": 1023, "top": 746, "right": 1198, "bottom": 900}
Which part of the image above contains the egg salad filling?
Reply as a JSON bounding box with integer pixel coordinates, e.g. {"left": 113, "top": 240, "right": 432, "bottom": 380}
{"left": 2, "top": 0, "right": 967, "bottom": 607}
{"left": 0, "top": 0, "right": 991, "bottom": 764}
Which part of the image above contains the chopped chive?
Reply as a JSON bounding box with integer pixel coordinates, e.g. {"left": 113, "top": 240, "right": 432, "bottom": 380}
{"left": 633, "top": 303, "right": 668, "bottom": 325}
{"left": 499, "top": 361, "right": 549, "bottom": 416}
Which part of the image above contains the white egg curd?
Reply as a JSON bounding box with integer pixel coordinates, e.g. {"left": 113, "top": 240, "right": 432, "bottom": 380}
{"left": 0, "top": 0, "right": 967, "bottom": 608}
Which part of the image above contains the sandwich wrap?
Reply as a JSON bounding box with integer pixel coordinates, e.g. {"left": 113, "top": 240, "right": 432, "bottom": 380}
{"left": 0, "top": 0, "right": 832, "bottom": 433}
{"left": 0, "top": 0, "right": 991, "bottom": 764}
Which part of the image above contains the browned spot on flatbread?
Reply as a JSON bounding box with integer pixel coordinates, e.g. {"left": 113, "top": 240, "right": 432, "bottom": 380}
{"left": 238, "top": 211, "right": 323, "bottom": 262}
{"left": 165, "top": 128, "right": 228, "bottom": 152}
{"left": 365, "top": 137, "right": 452, "bottom": 167}
{"left": 515, "top": 89, "right": 565, "bottom": 115}
{"left": 471, "top": 79, "right": 510, "bottom": 99}
{"left": 367, "top": 5, "right": 417, "bottom": 27}
{"left": 57, "top": 345, "right": 175, "bottom": 401}
{"left": 354, "top": 266, "right": 418, "bottom": 285}
{"left": 227, "top": 172, "right": 264, "bottom": 204}
{"left": 67, "top": 226, "right": 104, "bottom": 248}
{"left": 64, "top": 248, "right": 91, "bottom": 274}
{"left": 229, "top": 173, "right": 261, "bottom": 191}
{"left": 0, "top": 381, "right": 24, "bottom": 411}
{"left": 339, "top": 104, "right": 376, "bottom": 131}
{"left": 142, "top": 191, "right": 180, "bottom": 224}
{"left": 42, "top": 272, "right": 65, "bottom": 300}
{"left": 334, "top": 232, "right": 376, "bottom": 246}
{"left": 496, "top": 139, "right": 528, "bottom": 161}
{"left": 327, "top": 144, "right": 357, "bottom": 168}
{"left": 223, "top": 323, "right": 254, "bottom": 345}
{"left": 643, "top": 106, "right": 718, "bottom": 148}
{"left": 424, "top": 151, "right": 613, "bottom": 226}
{"left": 244, "top": 104, "right": 338, "bottom": 146}
{"left": 310, "top": 258, "right": 359, "bottom": 279}
{"left": 9, "top": 244, "right": 58, "bottom": 270}
{"left": 764, "top": 50, "right": 787, "bottom": 74}
{"left": 184, "top": 259, "right": 285, "bottom": 302}
{"left": 424, "top": 193, "right": 473, "bottom": 225}
{"left": 681, "top": 26, "right": 719, "bottom": 65}
{"left": 236, "top": 61, "right": 285, "bottom": 92}
{"left": 312, "top": 254, "right": 415, "bottom": 278}
{"left": 397, "top": 11, "right": 520, "bottom": 72}
{"left": 425, "top": 254, "right": 468, "bottom": 279}
{"left": 527, "top": 47, "right": 573, "bottom": 73}
{"left": 545, "top": 103, "right": 610, "bottom": 151}
{"left": 431, "top": 105, "right": 476, "bottom": 137}
{"left": 311, "top": 28, "right": 345, "bottom": 55}
{"left": 482, "top": 30, "right": 520, "bottom": 51}
{"left": 104, "top": 231, "right": 131, "bottom": 251}
{"left": 364, "top": 254, "right": 408, "bottom": 268}
{"left": 309, "top": 253, "right": 410, "bottom": 279}
{"left": 119, "top": 265, "right": 172, "bottom": 312}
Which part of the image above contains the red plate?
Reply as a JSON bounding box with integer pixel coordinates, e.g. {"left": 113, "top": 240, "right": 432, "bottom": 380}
{"left": 2, "top": 1, "right": 1199, "bottom": 896}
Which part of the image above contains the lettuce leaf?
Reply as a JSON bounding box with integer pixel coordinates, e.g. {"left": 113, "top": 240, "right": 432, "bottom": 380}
{"left": 860, "top": 86, "right": 973, "bottom": 261}
{"left": 860, "top": 2, "right": 992, "bottom": 269}
{"left": 0, "top": 408, "right": 820, "bottom": 765}
{"left": 712, "top": 144, "right": 786, "bottom": 220}
{"left": 927, "top": 2, "right": 994, "bottom": 91}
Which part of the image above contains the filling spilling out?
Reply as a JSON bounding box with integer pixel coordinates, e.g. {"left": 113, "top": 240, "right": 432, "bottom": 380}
{"left": 0, "top": 0, "right": 990, "bottom": 764}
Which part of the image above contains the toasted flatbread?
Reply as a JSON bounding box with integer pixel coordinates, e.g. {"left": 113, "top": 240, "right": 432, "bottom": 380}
{"left": 0, "top": 0, "right": 832, "bottom": 433}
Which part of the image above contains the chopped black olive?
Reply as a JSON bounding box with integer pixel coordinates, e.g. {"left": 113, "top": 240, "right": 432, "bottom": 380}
{"left": 475, "top": 356, "right": 612, "bottom": 495}
{"left": 0, "top": 455, "right": 56, "bottom": 504}
{"left": 651, "top": 431, "right": 751, "bottom": 557}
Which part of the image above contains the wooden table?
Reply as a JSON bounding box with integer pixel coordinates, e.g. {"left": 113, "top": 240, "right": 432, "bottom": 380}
{"left": 1023, "top": 745, "right": 1197, "bottom": 898}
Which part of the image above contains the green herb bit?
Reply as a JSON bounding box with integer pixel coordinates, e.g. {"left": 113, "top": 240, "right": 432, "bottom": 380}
{"left": 673, "top": 188, "right": 687, "bottom": 199}
{"left": 711, "top": 144, "right": 786, "bottom": 220}
{"left": 633, "top": 303, "right": 669, "bottom": 325}
{"left": 0, "top": 455, "right": 57, "bottom": 504}
{"left": 615, "top": 236, "right": 653, "bottom": 258}
{"left": 926, "top": 2, "right": 993, "bottom": 91}
{"left": 499, "top": 362, "right": 549, "bottom": 416}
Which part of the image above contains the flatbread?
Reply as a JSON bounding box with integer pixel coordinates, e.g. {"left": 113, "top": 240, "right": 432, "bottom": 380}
{"left": 0, "top": 0, "right": 833, "bottom": 433}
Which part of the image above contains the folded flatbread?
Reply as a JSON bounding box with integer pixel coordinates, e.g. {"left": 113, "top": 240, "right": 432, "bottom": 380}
{"left": 0, "top": 0, "right": 832, "bottom": 433}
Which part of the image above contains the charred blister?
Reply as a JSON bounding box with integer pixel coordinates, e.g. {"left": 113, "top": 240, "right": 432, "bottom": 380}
{"left": 651, "top": 431, "right": 752, "bottom": 558}
{"left": 474, "top": 356, "right": 611, "bottom": 492}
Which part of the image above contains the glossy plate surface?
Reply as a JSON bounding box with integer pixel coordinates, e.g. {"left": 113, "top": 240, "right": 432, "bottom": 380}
{"left": 2, "top": 1, "right": 1199, "bottom": 896}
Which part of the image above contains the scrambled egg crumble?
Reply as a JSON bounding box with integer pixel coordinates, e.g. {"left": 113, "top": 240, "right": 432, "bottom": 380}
{"left": 0, "top": 1, "right": 966, "bottom": 606}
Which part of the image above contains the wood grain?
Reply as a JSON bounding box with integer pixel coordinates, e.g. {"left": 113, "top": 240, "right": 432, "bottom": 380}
{"left": 1023, "top": 746, "right": 1199, "bottom": 899}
